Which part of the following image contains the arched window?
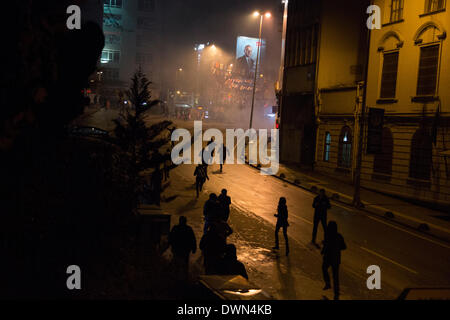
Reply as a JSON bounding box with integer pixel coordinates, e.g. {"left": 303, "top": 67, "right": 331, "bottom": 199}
{"left": 338, "top": 126, "right": 352, "bottom": 168}
{"left": 409, "top": 128, "right": 432, "bottom": 180}
{"left": 323, "top": 132, "right": 331, "bottom": 162}
{"left": 374, "top": 127, "right": 393, "bottom": 176}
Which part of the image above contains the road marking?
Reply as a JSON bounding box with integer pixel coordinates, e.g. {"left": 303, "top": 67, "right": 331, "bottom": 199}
{"left": 366, "top": 215, "right": 450, "bottom": 250}
{"left": 360, "top": 246, "right": 418, "bottom": 275}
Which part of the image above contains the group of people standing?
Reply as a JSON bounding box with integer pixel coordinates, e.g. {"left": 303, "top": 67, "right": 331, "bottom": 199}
{"left": 272, "top": 189, "right": 346, "bottom": 300}
{"left": 168, "top": 189, "right": 248, "bottom": 281}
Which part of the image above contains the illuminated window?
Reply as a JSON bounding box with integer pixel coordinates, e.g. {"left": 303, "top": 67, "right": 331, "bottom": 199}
{"left": 101, "top": 49, "right": 120, "bottom": 64}
{"left": 103, "top": 14, "right": 122, "bottom": 29}
{"left": 380, "top": 51, "right": 399, "bottom": 98}
{"left": 390, "top": 0, "right": 403, "bottom": 22}
{"left": 425, "top": 0, "right": 445, "bottom": 13}
{"left": 323, "top": 132, "right": 331, "bottom": 162}
{"left": 338, "top": 126, "right": 352, "bottom": 168}
{"left": 104, "top": 0, "right": 122, "bottom": 8}
{"left": 416, "top": 45, "right": 439, "bottom": 96}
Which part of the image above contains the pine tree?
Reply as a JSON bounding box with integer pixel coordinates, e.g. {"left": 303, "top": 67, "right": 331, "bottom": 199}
{"left": 113, "top": 67, "right": 171, "bottom": 206}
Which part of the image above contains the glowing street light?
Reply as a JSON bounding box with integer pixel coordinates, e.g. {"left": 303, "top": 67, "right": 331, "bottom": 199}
{"left": 249, "top": 10, "right": 271, "bottom": 129}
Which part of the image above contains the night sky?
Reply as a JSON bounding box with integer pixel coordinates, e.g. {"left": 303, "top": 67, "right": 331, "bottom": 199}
{"left": 161, "top": 0, "right": 283, "bottom": 83}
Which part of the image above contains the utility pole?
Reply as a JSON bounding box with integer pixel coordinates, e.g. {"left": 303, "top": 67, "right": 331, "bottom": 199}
{"left": 352, "top": 14, "right": 372, "bottom": 208}
{"left": 249, "top": 14, "right": 263, "bottom": 129}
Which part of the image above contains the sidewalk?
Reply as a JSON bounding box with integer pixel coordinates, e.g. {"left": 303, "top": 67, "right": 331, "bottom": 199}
{"left": 257, "top": 162, "right": 450, "bottom": 243}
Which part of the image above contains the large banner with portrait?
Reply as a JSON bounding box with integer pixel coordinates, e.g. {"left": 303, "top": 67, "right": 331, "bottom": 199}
{"left": 235, "top": 36, "right": 266, "bottom": 79}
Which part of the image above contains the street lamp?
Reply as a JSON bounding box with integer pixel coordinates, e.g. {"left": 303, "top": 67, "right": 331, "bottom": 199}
{"left": 249, "top": 11, "right": 270, "bottom": 130}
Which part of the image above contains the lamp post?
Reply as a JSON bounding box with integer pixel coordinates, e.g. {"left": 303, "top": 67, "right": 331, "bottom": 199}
{"left": 249, "top": 11, "right": 270, "bottom": 129}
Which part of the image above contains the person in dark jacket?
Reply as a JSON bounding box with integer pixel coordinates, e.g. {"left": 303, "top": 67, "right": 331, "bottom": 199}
{"left": 220, "top": 244, "right": 248, "bottom": 279}
{"left": 203, "top": 193, "right": 219, "bottom": 234}
{"left": 169, "top": 216, "right": 197, "bottom": 280}
{"left": 199, "top": 224, "right": 226, "bottom": 274}
{"left": 273, "top": 197, "right": 289, "bottom": 256}
{"left": 218, "top": 189, "right": 231, "bottom": 221}
{"left": 312, "top": 189, "right": 331, "bottom": 246}
{"left": 194, "top": 164, "right": 209, "bottom": 198}
{"left": 321, "top": 221, "right": 346, "bottom": 300}
{"left": 218, "top": 143, "right": 230, "bottom": 173}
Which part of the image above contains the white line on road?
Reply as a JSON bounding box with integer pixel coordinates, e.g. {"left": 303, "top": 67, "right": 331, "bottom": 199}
{"left": 360, "top": 246, "right": 418, "bottom": 275}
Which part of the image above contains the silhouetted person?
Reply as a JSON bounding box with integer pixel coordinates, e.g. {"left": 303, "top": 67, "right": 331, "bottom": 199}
{"left": 220, "top": 244, "right": 248, "bottom": 279}
{"left": 163, "top": 149, "right": 171, "bottom": 181}
{"left": 312, "top": 189, "right": 331, "bottom": 246}
{"left": 218, "top": 189, "right": 231, "bottom": 221}
{"left": 203, "top": 193, "right": 219, "bottom": 234}
{"left": 194, "top": 164, "right": 209, "bottom": 198}
{"left": 213, "top": 219, "right": 233, "bottom": 243}
{"left": 169, "top": 216, "right": 197, "bottom": 280}
{"left": 218, "top": 144, "right": 230, "bottom": 173}
{"left": 273, "top": 197, "right": 289, "bottom": 256}
{"left": 150, "top": 165, "right": 163, "bottom": 206}
{"left": 321, "top": 221, "right": 346, "bottom": 300}
{"left": 199, "top": 224, "right": 226, "bottom": 274}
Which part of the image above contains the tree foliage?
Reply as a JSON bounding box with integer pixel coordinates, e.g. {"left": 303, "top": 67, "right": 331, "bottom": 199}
{"left": 113, "top": 68, "right": 171, "bottom": 206}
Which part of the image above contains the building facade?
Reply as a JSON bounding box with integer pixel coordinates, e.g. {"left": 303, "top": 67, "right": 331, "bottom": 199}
{"left": 282, "top": 0, "right": 450, "bottom": 206}
{"left": 101, "top": 0, "right": 162, "bottom": 99}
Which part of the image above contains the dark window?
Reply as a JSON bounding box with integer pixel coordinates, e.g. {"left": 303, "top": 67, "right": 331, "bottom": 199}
{"left": 380, "top": 51, "right": 399, "bottom": 98}
{"left": 409, "top": 128, "right": 432, "bottom": 180}
{"left": 103, "top": 68, "right": 120, "bottom": 80}
{"left": 323, "top": 132, "right": 331, "bottom": 162}
{"left": 338, "top": 126, "right": 352, "bottom": 168}
{"left": 139, "top": 0, "right": 155, "bottom": 12}
{"left": 137, "top": 17, "right": 154, "bottom": 30}
{"left": 416, "top": 45, "right": 440, "bottom": 96}
{"left": 425, "top": 0, "right": 445, "bottom": 13}
{"left": 390, "top": 0, "right": 403, "bottom": 22}
{"left": 373, "top": 127, "right": 393, "bottom": 175}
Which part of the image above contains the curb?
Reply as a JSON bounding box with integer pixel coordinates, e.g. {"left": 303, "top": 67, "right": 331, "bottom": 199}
{"left": 246, "top": 162, "right": 450, "bottom": 244}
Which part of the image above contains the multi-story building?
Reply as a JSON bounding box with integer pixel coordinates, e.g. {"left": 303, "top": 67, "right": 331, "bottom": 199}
{"left": 279, "top": 0, "right": 321, "bottom": 166}
{"left": 101, "top": 0, "right": 162, "bottom": 100}
{"left": 281, "top": 0, "right": 450, "bottom": 206}
{"left": 361, "top": 0, "right": 449, "bottom": 205}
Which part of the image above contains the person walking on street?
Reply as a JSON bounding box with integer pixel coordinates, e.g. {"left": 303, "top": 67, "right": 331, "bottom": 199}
{"left": 273, "top": 197, "right": 289, "bottom": 256}
{"left": 321, "top": 221, "right": 346, "bottom": 300}
{"left": 218, "top": 189, "right": 231, "bottom": 222}
{"left": 194, "top": 164, "right": 209, "bottom": 198}
{"left": 203, "top": 193, "right": 219, "bottom": 234}
{"left": 168, "top": 216, "right": 197, "bottom": 280}
{"left": 312, "top": 189, "right": 331, "bottom": 247}
{"left": 218, "top": 143, "right": 230, "bottom": 173}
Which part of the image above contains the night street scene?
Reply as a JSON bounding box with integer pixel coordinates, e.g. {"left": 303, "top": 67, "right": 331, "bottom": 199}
{"left": 1, "top": 0, "right": 450, "bottom": 308}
